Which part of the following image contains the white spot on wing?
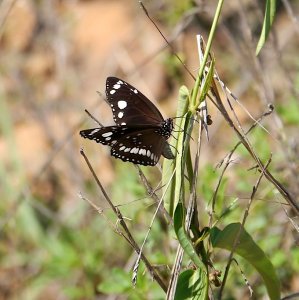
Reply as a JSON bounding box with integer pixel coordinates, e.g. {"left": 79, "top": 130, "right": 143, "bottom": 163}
{"left": 124, "top": 148, "right": 131, "bottom": 152}
{"left": 120, "top": 146, "right": 125, "bottom": 151}
{"left": 102, "top": 132, "right": 113, "bottom": 137}
{"left": 89, "top": 129, "right": 100, "bottom": 135}
{"left": 105, "top": 137, "right": 111, "bottom": 141}
{"left": 147, "top": 150, "right": 151, "bottom": 157}
{"left": 118, "top": 100, "right": 127, "bottom": 109}
{"left": 110, "top": 90, "right": 116, "bottom": 95}
{"left": 133, "top": 89, "right": 138, "bottom": 94}
{"left": 118, "top": 112, "right": 124, "bottom": 119}
{"left": 121, "top": 122, "right": 126, "bottom": 125}
{"left": 130, "top": 147, "right": 139, "bottom": 154}
{"left": 113, "top": 84, "right": 121, "bottom": 89}
{"left": 139, "top": 149, "right": 146, "bottom": 156}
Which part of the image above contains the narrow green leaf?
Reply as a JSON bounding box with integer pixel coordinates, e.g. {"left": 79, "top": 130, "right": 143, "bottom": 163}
{"left": 174, "top": 269, "right": 207, "bottom": 300}
{"left": 256, "top": 0, "right": 276, "bottom": 55}
{"left": 210, "top": 223, "right": 280, "bottom": 300}
{"left": 175, "top": 204, "right": 208, "bottom": 269}
{"left": 173, "top": 203, "right": 208, "bottom": 299}
{"left": 163, "top": 86, "right": 190, "bottom": 216}
{"left": 197, "top": 58, "right": 215, "bottom": 107}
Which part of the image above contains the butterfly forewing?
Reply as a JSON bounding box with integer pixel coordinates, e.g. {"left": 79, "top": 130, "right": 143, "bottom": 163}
{"left": 106, "top": 77, "right": 164, "bottom": 126}
{"left": 80, "top": 77, "right": 174, "bottom": 166}
{"left": 80, "top": 126, "right": 123, "bottom": 146}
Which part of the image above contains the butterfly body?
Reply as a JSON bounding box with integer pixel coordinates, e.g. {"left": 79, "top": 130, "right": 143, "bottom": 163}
{"left": 80, "top": 77, "right": 174, "bottom": 166}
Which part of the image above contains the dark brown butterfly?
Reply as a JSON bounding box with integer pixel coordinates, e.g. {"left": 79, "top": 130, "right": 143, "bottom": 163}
{"left": 80, "top": 77, "right": 174, "bottom": 166}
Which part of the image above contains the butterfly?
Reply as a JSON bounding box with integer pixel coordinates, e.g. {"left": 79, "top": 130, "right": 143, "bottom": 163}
{"left": 80, "top": 77, "right": 175, "bottom": 166}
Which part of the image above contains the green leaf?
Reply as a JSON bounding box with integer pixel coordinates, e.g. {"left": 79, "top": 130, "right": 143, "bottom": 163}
{"left": 163, "top": 85, "right": 190, "bottom": 216}
{"left": 197, "top": 58, "right": 215, "bottom": 106}
{"left": 173, "top": 203, "right": 208, "bottom": 299}
{"left": 256, "top": 0, "right": 276, "bottom": 55}
{"left": 210, "top": 223, "right": 280, "bottom": 300}
{"left": 174, "top": 269, "right": 207, "bottom": 300}
{"left": 174, "top": 204, "right": 207, "bottom": 272}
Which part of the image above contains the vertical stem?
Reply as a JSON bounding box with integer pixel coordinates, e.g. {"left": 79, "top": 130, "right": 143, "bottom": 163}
{"left": 190, "top": 0, "right": 224, "bottom": 110}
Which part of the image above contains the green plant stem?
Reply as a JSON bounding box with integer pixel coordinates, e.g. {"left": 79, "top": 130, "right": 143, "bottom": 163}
{"left": 190, "top": 0, "right": 224, "bottom": 111}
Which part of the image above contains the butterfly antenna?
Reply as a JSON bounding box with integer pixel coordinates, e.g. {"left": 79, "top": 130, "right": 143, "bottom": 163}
{"left": 139, "top": 1, "right": 196, "bottom": 81}
{"left": 171, "top": 135, "right": 178, "bottom": 141}
{"left": 172, "top": 115, "right": 202, "bottom": 126}
{"left": 173, "top": 123, "right": 185, "bottom": 132}
{"left": 170, "top": 130, "right": 193, "bottom": 142}
{"left": 172, "top": 113, "right": 212, "bottom": 128}
{"left": 186, "top": 131, "right": 194, "bottom": 141}
{"left": 172, "top": 120, "right": 194, "bottom": 141}
{"left": 84, "top": 109, "right": 103, "bottom": 127}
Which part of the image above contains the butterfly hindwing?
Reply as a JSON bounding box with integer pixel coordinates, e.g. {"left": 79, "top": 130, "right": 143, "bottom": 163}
{"left": 106, "top": 77, "right": 164, "bottom": 126}
{"left": 110, "top": 128, "right": 168, "bottom": 166}
{"left": 80, "top": 126, "right": 170, "bottom": 166}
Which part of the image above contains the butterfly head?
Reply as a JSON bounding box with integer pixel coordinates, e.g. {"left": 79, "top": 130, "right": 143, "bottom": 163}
{"left": 159, "top": 118, "right": 173, "bottom": 139}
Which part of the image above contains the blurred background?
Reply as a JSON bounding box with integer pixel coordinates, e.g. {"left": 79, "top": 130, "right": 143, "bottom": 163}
{"left": 1, "top": 0, "right": 299, "bottom": 299}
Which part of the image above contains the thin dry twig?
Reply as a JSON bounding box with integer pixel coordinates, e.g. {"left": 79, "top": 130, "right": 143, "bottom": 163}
{"left": 80, "top": 148, "right": 167, "bottom": 292}
{"left": 139, "top": 1, "right": 196, "bottom": 81}
{"left": 209, "top": 104, "right": 274, "bottom": 227}
{"left": 210, "top": 77, "right": 299, "bottom": 215}
{"left": 84, "top": 109, "right": 103, "bottom": 127}
{"left": 133, "top": 167, "right": 176, "bottom": 286}
{"left": 136, "top": 166, "right": 173, "bottom": 225}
